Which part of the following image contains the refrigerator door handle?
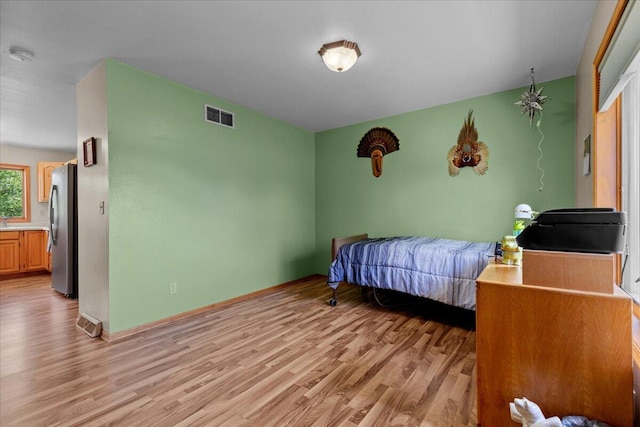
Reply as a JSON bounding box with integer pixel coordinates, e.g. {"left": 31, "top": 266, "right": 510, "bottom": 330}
{"left": 49, "top": 184, "right": 58, "bottom": 247}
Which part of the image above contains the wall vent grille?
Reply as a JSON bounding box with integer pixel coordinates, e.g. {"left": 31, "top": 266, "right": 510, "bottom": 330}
{"left": 76, "top": 313, "right": 102, "bottom": 338}
{"left": 204, "top": 104, "right": 235, "bottom": 129}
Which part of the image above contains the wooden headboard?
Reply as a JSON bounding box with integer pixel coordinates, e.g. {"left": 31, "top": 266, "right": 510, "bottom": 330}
{"left": 331, "top": 234, "right": 368, "bottom": 261}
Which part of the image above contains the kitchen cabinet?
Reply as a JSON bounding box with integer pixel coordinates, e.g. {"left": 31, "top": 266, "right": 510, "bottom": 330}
{"left": 44, "top": 231, "right": 51, "bottom": 272}
{"left": 37, "top": 161, "right": 65, "bottom": 203}
{"left": 0, "top": 232, "right": 21, "bottom": 275}
{"left": 0, "top": 230, "right": 49, "bottom": 276}
{"left": 23, "top": 230, "right": 45, "bottom": 271}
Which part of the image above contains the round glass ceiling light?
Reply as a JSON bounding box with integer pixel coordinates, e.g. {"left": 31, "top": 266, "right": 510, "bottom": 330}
{"left": 9, "top": 47, "right": 34, "bottom": 62}
{"left": 318, "top": 40, "right": 361, "bottom": 72}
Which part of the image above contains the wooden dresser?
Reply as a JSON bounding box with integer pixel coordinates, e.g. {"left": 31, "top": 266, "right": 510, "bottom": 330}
{"left": 476, "top": 250, "right": 633, "bottom": 426}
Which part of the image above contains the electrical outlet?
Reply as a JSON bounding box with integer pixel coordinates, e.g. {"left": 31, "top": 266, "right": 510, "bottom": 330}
{"left": 169, "top": 282, "right": 177, "bottom": 294}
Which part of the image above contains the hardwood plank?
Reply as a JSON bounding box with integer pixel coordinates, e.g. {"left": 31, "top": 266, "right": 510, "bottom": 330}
{"left": 0, "top": 275, "right": 477, "bottom": 426}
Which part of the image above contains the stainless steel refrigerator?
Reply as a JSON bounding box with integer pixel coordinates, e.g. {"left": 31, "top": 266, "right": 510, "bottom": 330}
{"left": 48, "top": 164, "right": 77, "bottom": 298}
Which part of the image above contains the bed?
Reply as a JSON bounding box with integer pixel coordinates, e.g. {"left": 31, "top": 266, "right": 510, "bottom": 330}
{"left": 327, "top": 234, "right": 496, "bottom": 310}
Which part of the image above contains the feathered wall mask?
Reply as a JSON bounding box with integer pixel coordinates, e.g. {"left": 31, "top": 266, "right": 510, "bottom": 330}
{"left": 447, "top": 110, "right": 489, "bottom": 176}
{"left": 357, "top": 127, "right": 400, "bottom": 177}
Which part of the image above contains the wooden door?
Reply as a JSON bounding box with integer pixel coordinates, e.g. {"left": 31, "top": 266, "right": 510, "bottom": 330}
{"left": 0, "top": 232, "right": 21, "bottom": 275}
{"left": 37, "top": 162, "right": 65, "bottom": 203}
{"left": 43, "top": 230, "right": 51, "bottom": 272}
{"left": 23, "top": 231, "right": 45, "bottom": 271}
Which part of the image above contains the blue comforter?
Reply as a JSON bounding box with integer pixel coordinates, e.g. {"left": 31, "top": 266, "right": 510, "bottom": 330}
{"left": 327, "top": 237, "right": 495, "bottom": 310}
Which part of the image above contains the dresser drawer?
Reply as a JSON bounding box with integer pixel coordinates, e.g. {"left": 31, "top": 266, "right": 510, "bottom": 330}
{"left": 0, "top": 231, "right": 20, "bottom": 240}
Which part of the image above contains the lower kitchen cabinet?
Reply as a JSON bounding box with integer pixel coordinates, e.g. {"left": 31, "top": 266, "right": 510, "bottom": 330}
{"left": 23, "top": 230, "right": 46, "bottom": 272}
{"left": 0, "top": 230, "right": 49, "bottom": 276}
{"left": 0, "top": 232, "right": 21, "bottom": 275}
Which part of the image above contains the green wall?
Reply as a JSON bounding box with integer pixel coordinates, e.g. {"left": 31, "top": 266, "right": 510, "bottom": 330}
{"left": 102, "top": 59, "right": 575, "bottom": 332}
{"left": 106, "top": 60, "right": 316, "bottom": 333}
{"left": 314, "top": 77, "right": 576, "bottom": 273}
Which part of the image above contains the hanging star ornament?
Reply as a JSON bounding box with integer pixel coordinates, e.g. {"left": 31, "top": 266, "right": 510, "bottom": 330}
{"left": 515, "top": 68, "right": 549, "bottom": 127}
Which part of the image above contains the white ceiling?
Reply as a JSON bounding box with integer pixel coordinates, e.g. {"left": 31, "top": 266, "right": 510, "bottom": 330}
{"left": 0, "top": 0, "right": 597, "bottom": 153}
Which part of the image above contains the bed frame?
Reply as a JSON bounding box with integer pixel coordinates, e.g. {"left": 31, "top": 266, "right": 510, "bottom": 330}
{"left": 328, "top": 233, "right": 368, "bottom": 306}
{"left": 328, "top": 233, "right": 495, "bottom": 309}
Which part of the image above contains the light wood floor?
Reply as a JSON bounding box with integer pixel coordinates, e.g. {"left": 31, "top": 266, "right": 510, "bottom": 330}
{"left": 0, "top": 275, "right": 477, "bottom": 426}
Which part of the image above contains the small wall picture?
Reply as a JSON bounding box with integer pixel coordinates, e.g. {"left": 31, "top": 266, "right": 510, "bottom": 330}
{"left": 83, "top": 137, "right": 96, "bottom": 167}
{"left": 583, "top": 135, "right": 591, "bottom": 176}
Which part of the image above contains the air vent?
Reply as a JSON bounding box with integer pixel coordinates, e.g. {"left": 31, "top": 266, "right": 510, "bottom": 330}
{"left": 76, "top": 313, "right": 102, "bottom": 338}
{"left": 205, "top": 104, "right": 235, "bottom": 129}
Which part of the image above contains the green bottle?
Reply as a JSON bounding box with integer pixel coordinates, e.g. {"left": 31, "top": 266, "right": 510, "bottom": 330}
{"left": 513, "top": 219, "right": 525, "bottom": 237}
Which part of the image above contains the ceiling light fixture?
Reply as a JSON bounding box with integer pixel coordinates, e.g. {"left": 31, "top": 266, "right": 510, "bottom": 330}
{"left": 9, "top": 47, "right": 35, "bottom": 62}
{"left": 318, "top": 40, "right": 361, "bottom": 72}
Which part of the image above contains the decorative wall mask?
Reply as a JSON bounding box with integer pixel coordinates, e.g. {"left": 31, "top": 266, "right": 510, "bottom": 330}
{"left": 447, "top": 110, "right": 489, "bottom": 176}
{"left": 357, "top": 127, "right": 400, "bottom": 177}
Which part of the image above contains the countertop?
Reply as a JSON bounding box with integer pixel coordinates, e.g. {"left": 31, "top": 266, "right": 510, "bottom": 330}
{"left": 0, "top": 225, "right": 48, "bottom": 231}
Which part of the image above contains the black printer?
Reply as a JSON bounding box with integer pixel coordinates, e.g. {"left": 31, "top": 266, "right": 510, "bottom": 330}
{"left": 516, "top": 208, "right": 626, "bottom": 254}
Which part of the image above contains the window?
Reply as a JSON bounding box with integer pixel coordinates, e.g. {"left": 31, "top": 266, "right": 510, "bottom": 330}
{"left": 621, "top": 52, "right": 640, "bottom": 300}
{"left": 593, "top": 0, "right": 640, "bottom": 300}
{"left": 0, "top": 163, "right": 31, "bottom": 223}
